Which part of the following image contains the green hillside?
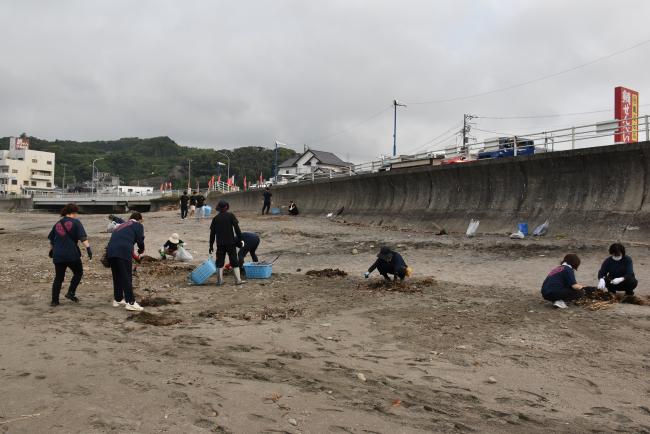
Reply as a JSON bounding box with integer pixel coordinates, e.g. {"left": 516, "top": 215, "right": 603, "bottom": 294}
{"left": 0, "top": 136, "right": 296, "bottom": 189}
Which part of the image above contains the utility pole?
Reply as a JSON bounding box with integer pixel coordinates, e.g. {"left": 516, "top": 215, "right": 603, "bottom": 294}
{"left": 392, "top": 99, "right": 407, "bottom": 157}
{"left": 462, "top": 114, "right": 475, "bottom": 156}
{"left": 187, "top": 159, "right": 192, "bottom": 191}
{"left": 274, "top": 141, "right": 279, "bottom": 181}
{"left": 62, "top": 163, "right": 67, "bottom": 192}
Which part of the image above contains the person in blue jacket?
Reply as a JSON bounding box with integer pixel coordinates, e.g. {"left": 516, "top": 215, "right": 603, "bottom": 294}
{"left": 107, "top": 212, "right": 145, "bottom": 311}
{"left": 364, "top": 246, "right": 408, "bottom": 281}
{"left": 597, "top": 243, "right": 638, "bottom": 296}
{"left": 47, "top": 203, "right": 92, "bottom": 306}
{"left": 541, "top": 254, "right": 589, "bottom": 309}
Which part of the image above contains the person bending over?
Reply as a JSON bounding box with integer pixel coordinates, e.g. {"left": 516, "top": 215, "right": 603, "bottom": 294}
{"left": 364, "top": 246, "right": 408, "bottom": 281}
{"left": 541, "top": 254, "right": 588, "bottom": 309}
{"left": 209, "top": 200, "right": 246, "bottom": 285}
{"left": 236, "top": 232, "right": 261, "bottom": 274}
{"left": 597, "top": 243, "right": 638, "bottom": 296}
{"left": 107, "top": 212, "right": 145, "bottom": 311}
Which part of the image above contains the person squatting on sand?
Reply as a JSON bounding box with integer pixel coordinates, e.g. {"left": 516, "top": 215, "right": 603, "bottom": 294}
{"left": 48, "top": 203, "right": 92, "bottom": 306}
{"left": 597, "top": 243, "right": 638, "bottom": 296}
{"left": 160, "top": 233, "right": 184, "bottom": 259}
{"left": 541, "top": 254, "right": 591, "bottom": 309}
{"left": 107, "top": 212, "right": 145, "bottom": 311}
{"left": 288, "top": 200, "right": 299, "bottom": 216}
{"left": 209, "top": 200, "right": 246, "bottom": 285}
{"left": 364, "top": 246, "right": 409, "bottom": 281}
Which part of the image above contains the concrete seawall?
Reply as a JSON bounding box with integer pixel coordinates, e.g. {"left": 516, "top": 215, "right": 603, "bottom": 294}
{"left": 212, "top": 142, "right": 650, "bottom": 242}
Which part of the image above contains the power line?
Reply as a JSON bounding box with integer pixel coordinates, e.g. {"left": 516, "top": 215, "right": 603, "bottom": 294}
{"left": 308, "top": 105, "right": 392, "bottom": 145}
{"left": 404, "top": 121, "right": 463, "bottom": 154}
{"left": 476, "top": 103, "right": 650, "bottom": 120}
{"left": 404, "top": 37, "right": 650, "bottom": 105}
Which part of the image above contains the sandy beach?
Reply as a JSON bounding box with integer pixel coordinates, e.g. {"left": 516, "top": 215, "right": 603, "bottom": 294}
{"left": 1, "top": 209, "right": 649, "bottom": 433}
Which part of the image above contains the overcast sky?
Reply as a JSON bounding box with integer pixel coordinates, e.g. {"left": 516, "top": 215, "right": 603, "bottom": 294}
{"left": 2, "top": 0, "right": 650, "bottom": 161}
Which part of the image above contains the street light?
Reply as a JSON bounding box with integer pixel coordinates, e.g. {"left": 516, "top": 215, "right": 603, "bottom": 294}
{"left": 392, "top": 99, "right": 407, "bottom": 157}
{"left": 215, "top": 151, "right": 230, "bottom": 181}
{"left": 62, "top": 163, "right": 67, "bottom": 192}
{"left": 91, "top": 158, "right": 103, "bottom": 196}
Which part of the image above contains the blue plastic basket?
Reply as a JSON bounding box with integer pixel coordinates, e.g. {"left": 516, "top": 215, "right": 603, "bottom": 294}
{"left": 190, "top": 257, "right": 217, "bottom": 285}
{"left": 203, "top": 205, "right": 212, "bottom": 217}
{"left": 243, "top": 262, "right": 273, "bottom": 279}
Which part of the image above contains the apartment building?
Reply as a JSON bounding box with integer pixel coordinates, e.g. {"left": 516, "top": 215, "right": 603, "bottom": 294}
{"left": 0, "top": 136, "right": 55, "bottom": 195}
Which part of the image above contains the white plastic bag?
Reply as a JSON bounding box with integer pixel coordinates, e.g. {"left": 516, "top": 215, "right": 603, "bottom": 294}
{"left": 466, "top": 219, "right": 480, "bottom": 237}
{"left": 176, "top": 246, "right": 194, "bottom": 262}
{"left": 509, "top": 230, "right": 525, "bottom": 239}
{"left": 532, "top": 220, "right": 549, "bottom": 236}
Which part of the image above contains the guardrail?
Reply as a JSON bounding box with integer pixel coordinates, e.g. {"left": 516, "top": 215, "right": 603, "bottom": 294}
{"left": 266, "top": 115, "right": 650, "bottom": 186}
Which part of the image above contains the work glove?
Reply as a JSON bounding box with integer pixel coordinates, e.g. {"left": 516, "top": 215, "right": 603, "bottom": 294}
{"left": 137, "top": 248, "right": 145, "bottom": 255}
{"left": 86, "top": 247, "right": 93, "bottom": 261}
{"left": 364, "top": 272, "right": 370, "bottom": 278}
{"left": 611, "top": 277, "right": 624, "bottom": 285}
{"left": 597, "top": 278, "right": 606, "bottom": 290}
{"left": 209, "top": 246, "right": 214, "bottom": 255}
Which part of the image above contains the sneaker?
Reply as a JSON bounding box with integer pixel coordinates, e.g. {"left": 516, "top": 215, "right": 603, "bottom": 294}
{"left": 553, "top": 300, "right": 568, "bottom": 309}
{"left": 235, "top": 280, "right": 247, "bottom": 286}
{"left": 125, "top": 301, "right": 144, "bottom": 312}
{"left": 112, "top": 299, "right": 126, "bottom": 307}
{"left": 65, "top": 293, "right": 79, "bottom": 303}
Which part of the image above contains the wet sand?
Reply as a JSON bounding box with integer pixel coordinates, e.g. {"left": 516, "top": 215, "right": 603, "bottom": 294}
{"left": 0, "top": 210, "right": 649, "bottom": 433}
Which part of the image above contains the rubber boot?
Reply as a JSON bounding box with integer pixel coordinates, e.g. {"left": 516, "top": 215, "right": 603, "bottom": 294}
{"left": 234, "top": 267, "right": 246, "bottom": 285}
{"left": 217, "top": 268, "right": 224, "bottom": 286}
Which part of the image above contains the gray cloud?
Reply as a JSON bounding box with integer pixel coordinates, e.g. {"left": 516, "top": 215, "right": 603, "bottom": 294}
{"left": 2, "top": 0, "right": 650, "bottom": 161}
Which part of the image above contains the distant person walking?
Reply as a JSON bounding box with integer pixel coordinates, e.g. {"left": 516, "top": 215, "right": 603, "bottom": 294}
{"left": 597, "top": 243, "right": 638, "bottom": 296}
{"left": 195, "top": 191, "right": 206, "bottom": 222}
{"left": 262, "top": 187, "right": 272, "bottom": 215}
{"left": 107, "top": 212, "right": 145, "bottom": 311}
{"left": 180, "top": 191, "right": 189, "bottom": 219}
{"left": 209, "top": 200, "right": 246, "bottom": 285}
{"left": 47, "top": 203, "right": 92, "bottom": 306}
{"left": 189, "top": 191, "right": 197, "bottom": 217}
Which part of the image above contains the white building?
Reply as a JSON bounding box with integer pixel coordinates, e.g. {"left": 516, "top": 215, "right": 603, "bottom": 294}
{"left": 0, "top": 136, "right": 55, "bottom": 196}
{"left": 278, "top": 148, "right": 351, "bottom": 180}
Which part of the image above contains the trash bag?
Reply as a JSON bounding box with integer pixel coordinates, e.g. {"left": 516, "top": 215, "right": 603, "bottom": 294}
{"left": 532, "top": 220, "right": 549, "bottom": 236}
{"left": 466, "top": 219, "right": 480, "bottom": 237}
{"left": 176, "top": 246, "right": 193, "bottom": 262}
{"left": 107, "top": 221, "right": 119, "bottom": 233}
{"left": 509, "top": 230, "right": 525, "bottom": 239}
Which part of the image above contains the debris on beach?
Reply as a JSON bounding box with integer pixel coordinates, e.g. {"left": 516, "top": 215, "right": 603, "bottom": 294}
{"left": 306, "top": 268, "right": 348, "bottom": 278}
{"left": 127, "top": 311, "right": 182, "bottom": 326}
{"left": 357, "top": 277, "right": 436, "bottom": 293}
{"left": 575, "top": 289, "right": 649, "bottom": 311}
{"left": 139, "top": 296, "right": 181, "bottom": 307}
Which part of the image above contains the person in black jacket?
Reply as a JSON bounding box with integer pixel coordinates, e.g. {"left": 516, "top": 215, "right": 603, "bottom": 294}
{"left": 236, "top": 232, "right": 261, "bottom": 275}
{"left": 107, "top": 212, "right": 146, "bottom": 311}
{"left": 195, "top": 192, "right": 206, "bottom": 222}
{"left": 597, "top": 243, "right": 638, "bottom": 295}
{"left": 364, "top": 246, "right": 408, "bottom": 281}
{"left": 180, "top": 191, "right": 189, "bottom": 219}
{"left": 288, "top": 201, "right": 299, "bottom": 216}
{"left": 262, "top": 187, "right": 272, "bottom": 215}
{"left": 47, "top": 203, "right": 92, "bottom": 306}
{"left": 209, "top": 200, "right": 246, "bottom": 285}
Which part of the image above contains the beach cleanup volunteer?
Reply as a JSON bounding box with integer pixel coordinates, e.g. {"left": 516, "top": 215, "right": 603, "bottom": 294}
{"left": 106, "top": 212, "right": 146, "bottom": 311}
{"left": 597, "top": 243, "right": 638, "bottom": 296}
{"left": 47, "top": 203, "right": 92, "bottom": 306}
{"left": 541, "top": 254, "right": 589, "bottom": 309}
{"left": 209, "top": 200, "right": 246, "bottom": 285}
{"left": 364, "top": 246, "right": 410, "bottom": 281}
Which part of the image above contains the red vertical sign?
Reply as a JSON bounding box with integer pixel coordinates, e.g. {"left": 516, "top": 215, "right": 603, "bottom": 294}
{"left": 615, "top": 86, "right": 639, "bottom": 143}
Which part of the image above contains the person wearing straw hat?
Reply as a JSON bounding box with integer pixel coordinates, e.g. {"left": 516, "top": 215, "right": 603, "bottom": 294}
{"left": 160, "top": 233, "right": 184, "bottom": 259}
{"left": 209, "top": 200, "right": 246, "bottom": 285}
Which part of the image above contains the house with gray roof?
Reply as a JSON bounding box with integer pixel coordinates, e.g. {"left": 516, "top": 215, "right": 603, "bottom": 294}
{"left": 278, "top": 148, "right": 351, "bottom": 179}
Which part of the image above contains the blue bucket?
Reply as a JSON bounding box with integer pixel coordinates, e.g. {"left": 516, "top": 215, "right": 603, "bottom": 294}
{"left": 518, "top": 222, "right": 529, "bottom": 236}
{"left": 271, "top": 207, "right": 281, "bottom": 215}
